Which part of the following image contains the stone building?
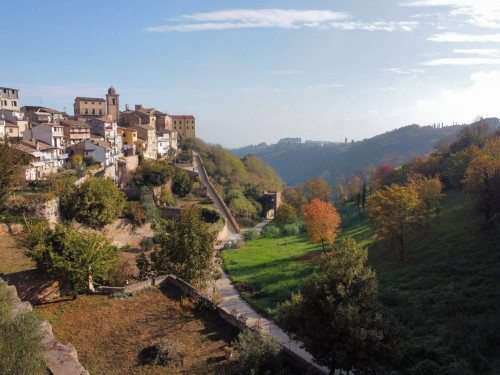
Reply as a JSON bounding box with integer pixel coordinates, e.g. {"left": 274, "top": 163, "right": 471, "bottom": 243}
{"left": 0, "top": 87, "right": 28, "bottom": 139}
{"left": 60, "top": 119, "right": 91, "bottom": 146}
{"left": 74, "top": 86, "right": 121, "bottom": 122}
{"left": 105, "top": 87, "right": 119, "bottom": 121}
{"left": 117, "top": 127, "right": 137, "bottom": 156}
{"left": 168, "top": 115, "right": 195, "bottom": 140}
{"left": 73, "top": 97, "right": 106, "bottom": 120}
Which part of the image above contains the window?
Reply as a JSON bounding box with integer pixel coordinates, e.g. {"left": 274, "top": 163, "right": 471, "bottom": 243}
{"left": 99, "top": 109, "right": 103, "bottom": 115}
{"left": 11, "top": 90, "right": 15, "bottom": 94}
{"left": 11, "top": 101, "right": 17, "bottom": 106}
{"left": 2, "top": 89, "right": 6, "bottom": 94}
{"left": 92, "top": 101, "right": 95, "bottom": 104}
{"left": 174, "top": 121, "right": 176, "bottom": 125}
{"left": 92, "top": 109, "right": 95, "bottom": 114}
{"left": 85, "top": 108, "right": 89, "bottom": 114}
{"left": 112, "top": 98, "right": 116, "bottom": 105}
{"left": 1, "top": 100, "right": 6, "bottom": 106}
{"left": 9, "top": 128, "right": 13, "bottom": 133}
{"left": 84, "top": 101, "right": 88, "bottom": 104}
{"left": 174, "top": 126, "right": 176, "bottom": 129}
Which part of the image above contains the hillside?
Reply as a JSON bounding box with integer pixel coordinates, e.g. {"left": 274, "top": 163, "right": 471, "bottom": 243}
{"left": 231, "top": 119, "right": 499, "bottom": 186}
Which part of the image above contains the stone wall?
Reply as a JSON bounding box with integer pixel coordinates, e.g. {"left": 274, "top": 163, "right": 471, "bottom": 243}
{"left": 0, "top": 278, "right": 89, "bottom": 375}
{"left": 97, "top": 275, "right": 324, "bottom": 374}
{"left": 33, "top": 197, "right": 60, "bottom": 227}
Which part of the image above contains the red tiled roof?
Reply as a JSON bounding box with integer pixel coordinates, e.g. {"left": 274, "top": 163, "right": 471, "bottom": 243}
{"left": 169, "top": 115, "right": 195, "bottom": 119}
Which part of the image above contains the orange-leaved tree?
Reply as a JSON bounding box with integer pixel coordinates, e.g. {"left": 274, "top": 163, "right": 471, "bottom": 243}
{"left": 303, "top": 199, "right": 341, "bottom": 254}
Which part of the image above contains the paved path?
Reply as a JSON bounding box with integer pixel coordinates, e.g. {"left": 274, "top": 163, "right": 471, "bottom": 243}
{"left": 189, "top": 152, "right": 333, "bottom": 374}
{"left": 215, "top": 227, "right": 331, "bottom": 375}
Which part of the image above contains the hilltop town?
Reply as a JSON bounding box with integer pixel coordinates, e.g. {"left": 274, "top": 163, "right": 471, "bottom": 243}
{"left": 1, "top": 86, "right": 194, "bottom": 180}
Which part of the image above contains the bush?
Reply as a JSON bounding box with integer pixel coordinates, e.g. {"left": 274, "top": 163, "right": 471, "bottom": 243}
{"left": 261, "top": 224, "right": 280, "bottom": 237}
{"left": 280, "top": 222, "right": 303, "bottom": 236}
{"left": 140, "top": 236, "right": 154, "bottom": 252}
{"left": 107, "top": 260, "right": 135, "bottom": 286}
{"left": 172, "top": 169, "right": 192, "bottom": 197}
{"left": 274, "top": 203, "right": 298, "bottom": 228}
{"left": 138, "top": 338, "right": 184, "bottom": 367}
{"left": 243, "top": 228, "right": 258, "bottom": 241}
{"left": 232, "top": 329, "right": 281, "bottom": 373}
{"left": 125, "top": 202, "right": 147, "bottom": 227}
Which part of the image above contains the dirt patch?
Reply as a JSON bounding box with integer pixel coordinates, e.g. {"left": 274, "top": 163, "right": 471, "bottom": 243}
{"left": 35, "top": 287, "right": 239, "bottom": 375}
{"left": 0, "top": 233, "right": 34, "bottom": 274}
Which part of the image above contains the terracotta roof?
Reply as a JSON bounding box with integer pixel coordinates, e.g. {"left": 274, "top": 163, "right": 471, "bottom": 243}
{"left": 169, "top": 115, "right": 195, "bottom": 119}
{"left": 74, "top": 97, "right": 105, "bottom": 102}
{"left": 60, "top": 119, "right": 91, "bottom": 128}
{"left": 21, "top": 106, "right": 62, "bottom": 114}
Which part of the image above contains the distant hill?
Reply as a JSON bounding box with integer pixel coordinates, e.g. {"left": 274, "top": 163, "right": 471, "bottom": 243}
{"left": 231, "top": 118, "right": 499, "bottom": 186}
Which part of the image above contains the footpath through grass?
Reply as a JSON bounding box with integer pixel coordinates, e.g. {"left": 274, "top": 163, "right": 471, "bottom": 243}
{"left": 222, "top": 191, "right": 500, "bottom": 373}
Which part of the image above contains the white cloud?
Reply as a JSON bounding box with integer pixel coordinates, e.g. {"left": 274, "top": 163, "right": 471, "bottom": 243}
{"left": 306, "top": 83, "right": 345, "bottom": 91}
{"left": 428, "top": 32, "right": 500, "bottom": 42}
{"left": 383, "top": 67, "right": 425, "bottom": 74}
{"left": 401, "top": 1, "right": 500, "bottom": 29}
{"left": 453, "top": 48, "right": 500, "bottom": 57}
{"left": 422, "top": 57, "right": 500, "bottom": 65}
{"left": 145, "top": 9, "right": 418, "bottom": 33}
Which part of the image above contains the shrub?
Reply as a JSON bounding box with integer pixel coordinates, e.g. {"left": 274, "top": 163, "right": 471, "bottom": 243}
{"left": 140, "top": 236, "right": 154, "bottom": 252}
{"left": 243, "top": 228, "right": 258, "bottom": 241}
{"left": 107, "top": 260, "right": 135, "bottom": 286}
{"left": 281, "top": 222, "right": 302, "bottom": 236}
{"left": 232, "top": 329, "right": 281, "bottom": 373}
{"left": 125, "top": 202, "right": 147, "bottom": 227}
{"left": 138, "top": 338, "right": 184, "bottom": 366}
{"left": 172, "top": 169, "right": 192, "bottom": 197}
{"left": 274, "top": 203, "right": 298, "bottom": 228}
{"left": 261, "top": 224, "right": 280, "bottom": 237}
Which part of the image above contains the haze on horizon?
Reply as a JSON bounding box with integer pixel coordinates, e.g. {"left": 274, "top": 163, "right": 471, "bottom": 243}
{"left": 1, "top": 0, "right": 500, "bottom": 148}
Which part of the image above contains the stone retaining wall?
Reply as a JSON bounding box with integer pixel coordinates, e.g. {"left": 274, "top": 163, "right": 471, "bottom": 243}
{"left": 98, "top": 274, "right": 323, "bottom": 374}
{"left": 0, "top": 278, "right": 89, "bottom": 375}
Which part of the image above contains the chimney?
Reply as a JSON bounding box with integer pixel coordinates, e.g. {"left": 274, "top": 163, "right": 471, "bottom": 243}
{"left": 36, "top": 140, "right": 39, "bottom": 150}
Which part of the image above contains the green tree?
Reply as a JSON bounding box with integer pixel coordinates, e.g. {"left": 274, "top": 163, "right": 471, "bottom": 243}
{"left": 305, "top": 176, "right": 332, "bottom": 202}
{"left": 0, "top": 281, "right": 47, "bottom": 375}
{"left": 153, "top": 206, "right": 218, "bottom": 288}
{"left": 172, "top": 169, "right": 192, "bottom": 197}
{"left": 277, "top": 238, "right": 402, "bottom": 375}
{"left": 232, "top": 329, "right": 282, "bottom": 373}
{"left": 25, "top": 221, "right": 120, "bottom": 294}
{"left": 367, "top": 184, "right": 423, "bottom": 260}
{"left": 273, "top": 203, "right": 298, "bottom": 229}
{"left": 283, "top": 185, "right": 307, "bottom": 217}
{"left": 73, "top": 176, "right": 126, "bottom": 228}
{"left": 408, "top": 175, "right": 444, "bottom": 225}
{"left": 0, "top": 135, "right": 29, "bottom": 209}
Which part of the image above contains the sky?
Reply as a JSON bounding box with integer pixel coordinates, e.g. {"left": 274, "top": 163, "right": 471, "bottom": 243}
{"left": 1, "top": 0, "right": 500, "bottom": 147}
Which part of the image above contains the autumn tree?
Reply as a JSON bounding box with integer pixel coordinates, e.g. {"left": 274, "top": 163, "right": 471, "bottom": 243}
{"left": 463, "top": 137, "right": 500, "bottom": 227}
{"left": 367, "top": 184, "right": 423, "bottom": 260}
{"left": 0, "top": 135, "right": 29, "bottom": 209}
{"left": 273, "top": 203, "right": 298, "bottom": 229}
{"left": 372, "top": 165, "right": 395, "bottom": 189}
{"left": 283, "top": 185, "right": 307, "bottom": 216}
{"left": 347, "top": 176, "right": 362, "bottom": 202}
{"left": 277, "top": 238, "right": 403, "bottom": 374}
{"left": 305, "top": 176, "right": 332, "bottom": 202}
{"left": 24, "top": 221, "right": 120, "bottom": 294}
{"left": 408, "top": 175, "right": 444, "bottom": 225}
{"left": 151, "top": 206, "right": 218, "bottom": 288}
{"left": 303, "top": 199, "right": 341, "bottom": 254}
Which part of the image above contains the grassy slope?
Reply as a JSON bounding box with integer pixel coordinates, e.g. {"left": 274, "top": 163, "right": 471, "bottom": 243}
{"left": 223, "top": 191, "right": 500, "bottom": 372}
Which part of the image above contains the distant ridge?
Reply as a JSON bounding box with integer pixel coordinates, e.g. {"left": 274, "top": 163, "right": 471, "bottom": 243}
{"left": 231, "top": 118, "right": 499, "bottom": 186}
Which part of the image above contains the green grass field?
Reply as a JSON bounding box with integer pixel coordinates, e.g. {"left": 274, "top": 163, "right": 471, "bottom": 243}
{"left": 222, "top": 191, "right": 500, "bottom": 373}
